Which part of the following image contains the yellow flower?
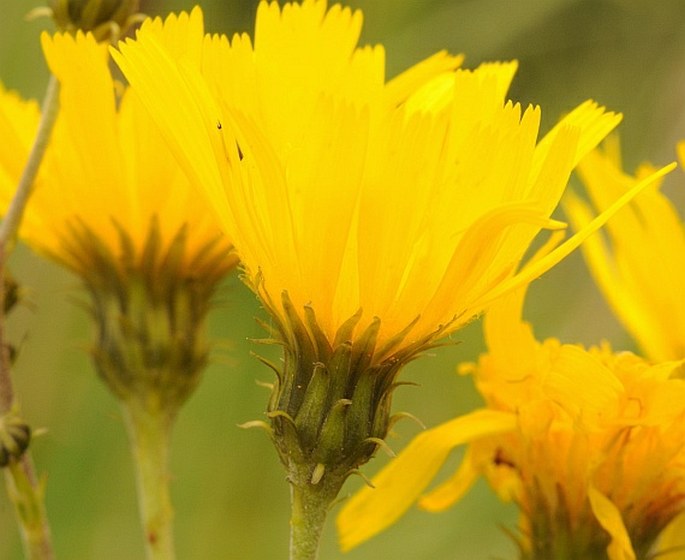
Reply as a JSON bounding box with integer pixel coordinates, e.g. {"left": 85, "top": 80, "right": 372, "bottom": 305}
{"left": 110, "top": 4, "right": 680, "bottom": 557}
{"left": 0, "top": 31, "right": 239, "bottom": 558}
{"left": 0, "top": 31, "right": 231, "bottom": 280}
{"left": 110, "top": 3, "right": 675, "bottom": 547}
{"left": 565, "top": 138, "right": 685, "bottom": 362}
{"left": 565, "top": 139, "right": 685, "bottom": 558}
{"left": 338, "top": 285, "right": 685, "bottom": 559}
{"left": 109, "top": 1, "right": 671, "bottom": 356}
{"left": 0, "top": 31, "right": 236, "bottom": 409}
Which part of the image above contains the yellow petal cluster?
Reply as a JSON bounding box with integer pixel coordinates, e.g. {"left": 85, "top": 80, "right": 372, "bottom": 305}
{"left": 0, "top": 31, "right": 230, "bottom": 276}
{"left": 565, "top": 139, "right": 685, "bottom": 362}
{"left": 110, "top": 1, "right": 652, "bottom": 352}
{"left": 338, "top": 286, "right": 685, "bottom": 558}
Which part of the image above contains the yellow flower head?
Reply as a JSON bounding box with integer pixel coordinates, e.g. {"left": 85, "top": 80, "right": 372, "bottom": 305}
{"left": 109, "top": 2, "right": 663, "bottom": 354}
{"left": 0, "top": 31, "right": 232, "bottom": 278}
{"left": 111, "top": 0, "right": 675, "bottom": 513}
{"left": 0, "top": 31, "right": 235, "bottom": 410}
{"left": 565, "top": 138, "right": 685, "bottom": 363}
{"left": 338, "top": 285, "right": 685, "bottom": 558}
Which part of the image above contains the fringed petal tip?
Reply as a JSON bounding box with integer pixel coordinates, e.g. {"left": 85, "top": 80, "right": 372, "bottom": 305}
{"left": 471, "top": 161, "right": 676, "bottom": 314}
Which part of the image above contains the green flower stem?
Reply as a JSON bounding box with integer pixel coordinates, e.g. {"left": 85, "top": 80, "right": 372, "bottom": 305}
{"left": 4, "top": 456, "right": 54, "bottom": 560}
{"left": 0, "top": 73, "right": 60, "bottom": 560}
{"left": 288, "top": 464, "right": 344, "bottom": 560}
{"left": 122, "top": 399, "right": 176, "bottom": 560}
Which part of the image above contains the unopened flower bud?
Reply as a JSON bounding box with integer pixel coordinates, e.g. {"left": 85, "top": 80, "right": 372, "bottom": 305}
{"left": 0, "top": 413, "right": 31, "bottom": 467}
{"left": 48, "top": 0, "right": 142, "bottom": 41}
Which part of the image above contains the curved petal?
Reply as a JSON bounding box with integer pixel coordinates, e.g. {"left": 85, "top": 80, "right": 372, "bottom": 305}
{"left": 588, "top": 484, "right": 636, "bottom": 560}
{"left": 656, "top": 512, "right": 685, "bottom": 560}
{"left": 418, "top": 445, "right": 479, "bottom": 512}
{"left": 336, "top": 409, "right": 516, "bottom": 551}
{"left": 469, "top": 161, "right": 677, "bottom": 314}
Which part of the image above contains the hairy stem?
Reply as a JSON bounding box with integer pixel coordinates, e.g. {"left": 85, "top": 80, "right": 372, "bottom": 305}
{"left": 4, "top": 456, "right": 54, "bottom": 560}
{"left": 288, "top": 464, "right": 344, "bottom": 560}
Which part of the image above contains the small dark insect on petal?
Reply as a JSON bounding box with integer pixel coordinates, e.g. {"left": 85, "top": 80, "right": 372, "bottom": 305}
{"left": 493, "top": 447, "right": 516, "bottom": 469}
{"left": 217, "top": 120, "right": 243, "bottom": 161}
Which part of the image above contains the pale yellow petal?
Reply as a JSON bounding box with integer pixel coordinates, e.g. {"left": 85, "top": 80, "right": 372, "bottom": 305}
{"left": 546, "top": 345, "right": 623, "bottom": 425}
{"left": 588, "top": 485, "right": 636, "bottom": 560}
{"left": 336, "top": 409, "right": 516, "bottom": 551}
{"left": 534, "top": 100, "right": 622, "bottom": 180}
{"left": 656, "top": 512, "right": 685, "bottom": 559}
{"left": 385, "top": 50, "right": 464, "bottom": 109}
{"left": 418, "top": 446, "right": 479, "bottom": 512}
{"left": 563, "top": 190, "right": 677, "bottom": 361}
{"left": 42, "top": 32, "right": 125, "bottom": 198}
{"left": 112, "top": 26, "right": 231, "bottom": 233}
{"left": 0, "top": 84, "right": 39, "bottom": 184}
{"left": 469, "top": 162, "right": 676, "bottom": 313}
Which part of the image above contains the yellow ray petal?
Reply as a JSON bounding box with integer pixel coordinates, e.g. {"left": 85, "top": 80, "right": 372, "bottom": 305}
{"left": 336, "top": 409, "right": 516, "bottom": 551}
{"left": 111, "top": 25, "right": 231, "bottom": 232}
{"left": 418, "top": 446, "right": 479, "bottom": 512}
{"left": 469, "top": 161, "right": 676, "bottom": 314}
{"left": 563, "top": 190, "right": 676, "bottom": 361}
{"left": 588, "top": 484, "right": 636, "bottom": 560}
{"left": 656, "top": 512, "right": 685, "bottom": 559}
{"left": 0, "top": 85, "right": 40, "bottom": 184}
{"left": 534, "top": 100, "right": 622, "bottom": 177}
{"left": 385, "top": 50, "right": 464, "bottom": 109}
{"left": 568, "top": 144, "right": 685, "bottom": 362}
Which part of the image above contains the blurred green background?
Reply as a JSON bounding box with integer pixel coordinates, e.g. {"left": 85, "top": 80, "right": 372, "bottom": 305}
{"left": 2, "top": 0, "right": 685, "bottom": 558}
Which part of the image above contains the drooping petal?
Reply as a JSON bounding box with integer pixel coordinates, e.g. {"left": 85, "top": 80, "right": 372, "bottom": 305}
{"left": 418, "top": 445, "right": 480, "bottom": 512}
{"left": 588, "top": 484, "right": 636, "bottom": 560}
{"left": 469, "top": 161, "right": 676, "bottom": 314}
{"left": 336, "top": 409, "right": 516, "bottom": 551}
{"left": 567, "top": 143, "right": 685, "bottom": 362}
{"left": 656, "top": 513, "right": 685, "bottom": 560}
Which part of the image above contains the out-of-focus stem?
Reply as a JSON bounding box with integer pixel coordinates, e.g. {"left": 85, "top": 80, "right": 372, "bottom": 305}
{"left": 0, "top": 73, "right": 60, "bottom": 560}
{"left": 123, "top": 399, "right": 176, "bottom": 560}
{"left": 4, "top": 456, "right": 54, "bottom": 560}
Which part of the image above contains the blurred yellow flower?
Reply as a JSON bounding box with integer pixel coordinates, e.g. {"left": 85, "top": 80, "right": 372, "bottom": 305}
{"left": 0, "top": 31, "right": 238, "bottom": 558}
{"left": 565, "top": 139, "right": 685, "bottom": 559}
{"left": 565, "top": 139, "right": 685, "bottom": 362}
{"left": 0, "top": 31, "right": 231, "bottom": 279}
{"left": 109, "top": 1, "right": 661, "bottom": 354}
{"left": 338, "top": 285, "right": 685, "bottom": 559}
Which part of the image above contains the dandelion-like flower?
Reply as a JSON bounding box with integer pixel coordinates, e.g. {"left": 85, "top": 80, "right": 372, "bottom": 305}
{"left": 565, "top": 139, "right": 685, "bottom": 558}
{"left": 0, "top": 31, "right": 235, "bottom": 559}
{"left": 111, "top": 2, "right": 673, "bottom": 557}
{"left": 339, "top": 285, "right": 685, "bottom": 559}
